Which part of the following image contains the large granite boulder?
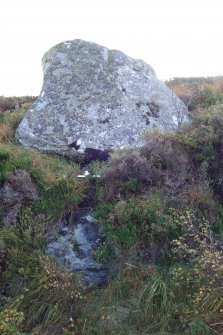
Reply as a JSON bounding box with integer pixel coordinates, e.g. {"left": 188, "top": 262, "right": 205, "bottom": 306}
{"left": 16, "top": 39, "right": 187, "bottom": 159}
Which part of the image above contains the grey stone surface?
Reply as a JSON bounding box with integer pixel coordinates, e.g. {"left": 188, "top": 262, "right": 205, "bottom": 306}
{"left": 46, "top": 212, "right": 107, "bottom": 287}
{"left": 16, "top": 39, "right": 188, "bottom": 158}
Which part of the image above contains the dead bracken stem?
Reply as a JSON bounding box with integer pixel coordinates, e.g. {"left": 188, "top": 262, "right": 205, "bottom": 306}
{"left": 206, "top": 322, "right": 222, "bottom": 335}
{"left": 82, "top": 319, "right": 87, "bottom": 334}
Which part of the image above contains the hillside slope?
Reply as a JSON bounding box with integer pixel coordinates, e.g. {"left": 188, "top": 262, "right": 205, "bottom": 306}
{"left": 0, "top": 80, "right": 223, "bottom": 334}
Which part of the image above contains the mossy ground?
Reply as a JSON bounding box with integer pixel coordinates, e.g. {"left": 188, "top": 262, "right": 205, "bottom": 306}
{"left": 0, "top": 81, "right": 223, "bottom": 334}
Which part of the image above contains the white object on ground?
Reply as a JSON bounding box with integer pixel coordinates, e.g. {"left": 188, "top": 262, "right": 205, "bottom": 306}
{"left": 77, "top": 171, "right": 101, "bottom": 178}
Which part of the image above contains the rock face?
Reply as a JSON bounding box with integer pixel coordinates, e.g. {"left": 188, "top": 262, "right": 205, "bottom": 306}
{"left": 46, "top": 212, "right": 107, "bottom": 287}
{"left": 0, "top": 170, "right": 38, "bottom": 226}
{"left": 16, "top": 39, "right": 187, "bottom": 159}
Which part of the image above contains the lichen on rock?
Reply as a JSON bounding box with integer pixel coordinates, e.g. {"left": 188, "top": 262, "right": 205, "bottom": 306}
{"left": 16, "top": 39, "right": 188, "bottom": 160}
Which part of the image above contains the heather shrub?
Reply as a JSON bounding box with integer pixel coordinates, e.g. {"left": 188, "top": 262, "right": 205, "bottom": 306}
{"left": 99, "top": 131, "right": 212, "bottom": 209}
{"left": 97, "top": 127, "right": 218, "bottom": 226}
{"left": 99, "top": 135, "right": 188, "bottom": 203}
{"left": 141, "top": 131, "right": 190, "bottom": 192}
{"left": 99, "top": 150, "right": 152, "bottom": 201}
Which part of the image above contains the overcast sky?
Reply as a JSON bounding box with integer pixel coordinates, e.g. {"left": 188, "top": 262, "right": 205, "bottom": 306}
{"left": 1, "top": 0, "right": 223, "bottom": 96}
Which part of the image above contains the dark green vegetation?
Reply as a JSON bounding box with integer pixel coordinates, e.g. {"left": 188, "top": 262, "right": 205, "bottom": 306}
{"left": 0, "top": 78, "right": 223, "bottom": 334}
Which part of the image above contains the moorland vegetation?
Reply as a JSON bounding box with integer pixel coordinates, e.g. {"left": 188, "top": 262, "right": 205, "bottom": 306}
{"left": 0, "top": 77, "right": 223, "bottom": 334}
